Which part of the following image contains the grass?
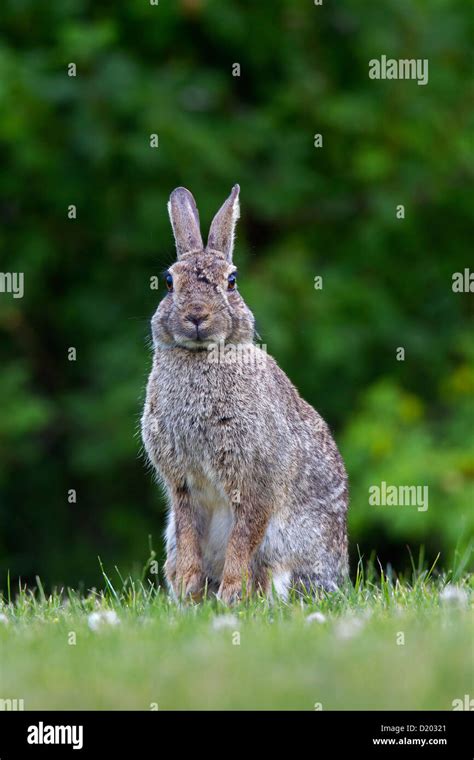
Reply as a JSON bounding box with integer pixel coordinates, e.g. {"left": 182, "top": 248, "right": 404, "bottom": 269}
{"left": 0, "top": 555, "right": 472, "bottom": 711}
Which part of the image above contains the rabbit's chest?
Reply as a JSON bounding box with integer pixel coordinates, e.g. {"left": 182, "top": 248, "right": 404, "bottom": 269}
{"left": 144, "top": 355, "right": 261, "bottom": 485}
{"left": 146, "top": 397, "right": 238, "bottom": 484}
{"left": 152, "top": 366, "right": 248, "bottom": 456}
{"left": 160, "top": 404, "right": 239, "bottom": 468}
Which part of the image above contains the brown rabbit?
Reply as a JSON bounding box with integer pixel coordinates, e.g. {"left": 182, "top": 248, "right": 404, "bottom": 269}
{"left": 141, "top": 185, "right": 348, "bottom": 604}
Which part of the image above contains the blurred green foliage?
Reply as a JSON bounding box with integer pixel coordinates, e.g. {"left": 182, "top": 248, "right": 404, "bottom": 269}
{"left": 0, "top": 0, "right": 472, "bottom": 587}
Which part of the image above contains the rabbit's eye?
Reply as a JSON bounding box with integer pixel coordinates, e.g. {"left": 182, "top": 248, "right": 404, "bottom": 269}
{"left": 165, "top": 273, "right": 173, "bottom": 291}
{"left": 227, "top": 273, "right": 237, "bottom": 290}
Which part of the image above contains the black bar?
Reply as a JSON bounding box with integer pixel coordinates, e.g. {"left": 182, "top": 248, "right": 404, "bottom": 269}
{"left": 0, "top": 710, "right": 471, "bottom": 757}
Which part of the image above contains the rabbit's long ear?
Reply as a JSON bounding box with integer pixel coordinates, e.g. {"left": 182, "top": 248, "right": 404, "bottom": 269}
{"left": 206, "top": 184, "right": 240, "bottom": 262}
{"left": 168, "top": 187, "right": 204, "bottom": 259}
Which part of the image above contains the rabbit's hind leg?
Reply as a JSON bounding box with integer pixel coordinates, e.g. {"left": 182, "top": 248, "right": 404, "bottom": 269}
{"left": 250, "top": 557, "right": 292, "bottom": 600}
{"left": 269, "top": 569, "right": 292, "bottom": 599}
{"left": 290, "top": 573, "right": 339, "bottom": 597}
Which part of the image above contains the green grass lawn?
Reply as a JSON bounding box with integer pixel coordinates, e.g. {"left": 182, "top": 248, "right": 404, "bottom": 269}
{"left": 1, "top": 559, "right": 472, "bottom": 711}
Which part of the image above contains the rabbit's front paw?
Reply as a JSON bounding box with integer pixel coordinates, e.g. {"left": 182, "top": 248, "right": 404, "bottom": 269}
{"left": 217, "top": 579, "right": 244, "bottom": 606}
{"left": 175, "top": 569, "right": 204, "bottom": 602}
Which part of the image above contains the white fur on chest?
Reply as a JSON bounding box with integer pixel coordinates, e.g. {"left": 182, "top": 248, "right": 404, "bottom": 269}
{"left": 186, "top": 468, "right": 233, "bottom": 581}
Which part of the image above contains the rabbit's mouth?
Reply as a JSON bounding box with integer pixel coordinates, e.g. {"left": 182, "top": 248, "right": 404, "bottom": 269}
{"left": 172, "top": 311, "right": 230, "bottom": 349}
{"left": 174, "top": 331, "right": 227, "bottom": 351}
{"left": 177, "top": 340, "right": 212, "bottom": 351}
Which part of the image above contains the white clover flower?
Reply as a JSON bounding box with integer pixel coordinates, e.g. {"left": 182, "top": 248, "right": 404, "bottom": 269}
{"left": 440, "top": 584, "right": 468, "bottom": 608}
{"left": 0, "top": 613, "right": 9, "bottom": 626}
{"left": 87, "top": 610, "right": 120, "bottom": 632}
{"left": 305, "top": 611, "right": 327, "bottom": 624}
{"left": 335, "top": 615, "right": 365, "bottom": 640}
{"left": 212, "top": 614, "right": 239, "bottom": 631}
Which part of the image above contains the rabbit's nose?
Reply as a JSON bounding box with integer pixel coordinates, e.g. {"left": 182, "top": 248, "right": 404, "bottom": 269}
{"left": 185, "top": 312, "right": 209, "bottom": 326}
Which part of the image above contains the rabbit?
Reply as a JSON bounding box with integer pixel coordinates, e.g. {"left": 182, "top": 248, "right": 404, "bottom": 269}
{"left": 141, "top": 185, "right": 349, "bottom": 604}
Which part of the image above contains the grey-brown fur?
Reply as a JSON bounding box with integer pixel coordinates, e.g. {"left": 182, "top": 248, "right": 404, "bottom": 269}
{"left": 141, "top": 185, "right": 349, "bottom": 604}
